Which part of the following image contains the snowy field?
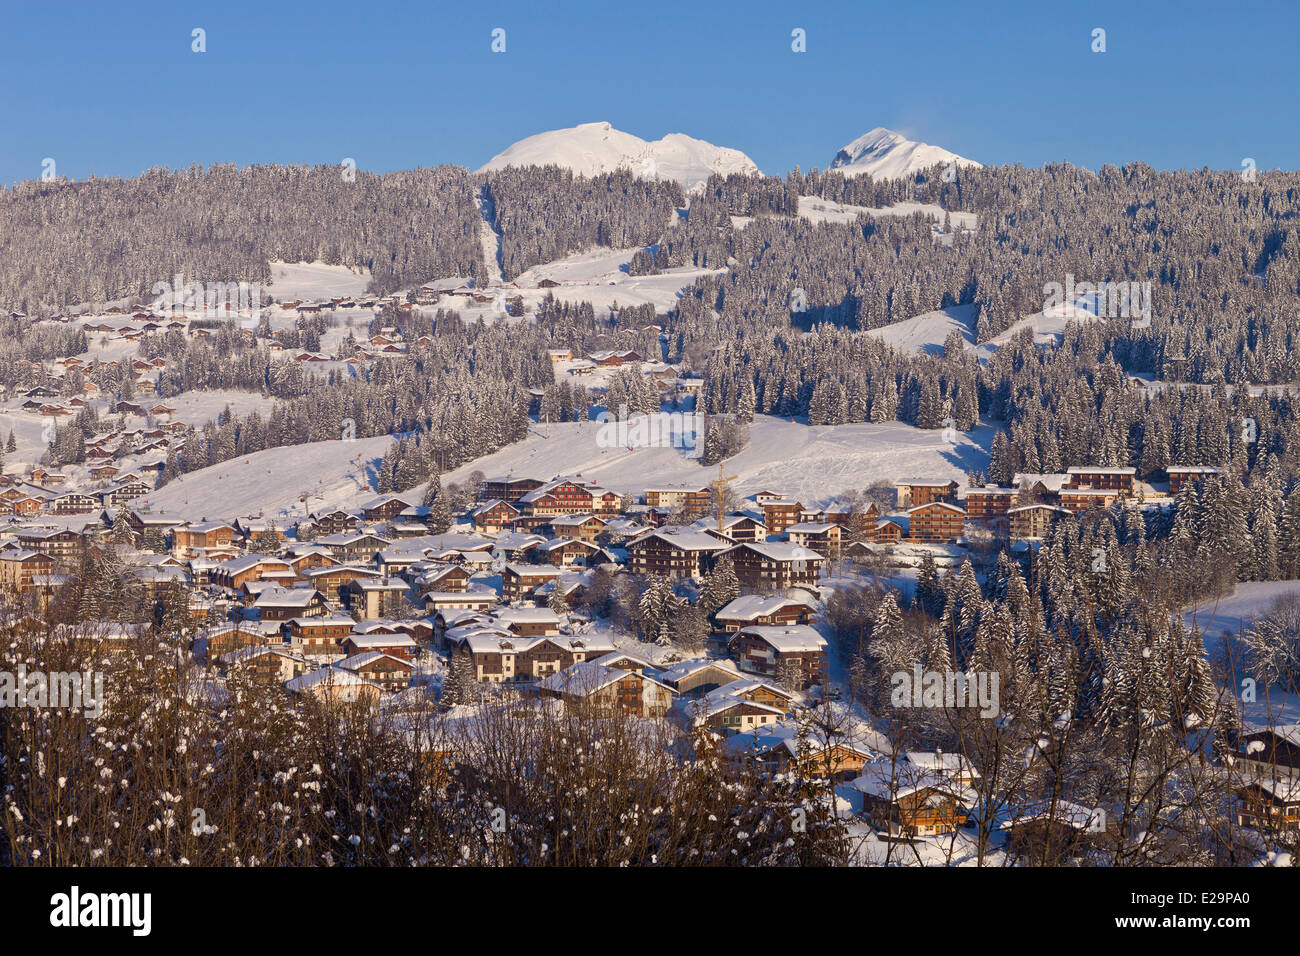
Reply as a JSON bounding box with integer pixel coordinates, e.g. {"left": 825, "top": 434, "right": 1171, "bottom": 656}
{"left": 862, "top": 300, "right": 1108, "bottom": 362}
{"left": 440, "top": 414, "right": 994, "bottom": 503}
{"left": 266, "top": 261, "right": 372, "bottom": 302}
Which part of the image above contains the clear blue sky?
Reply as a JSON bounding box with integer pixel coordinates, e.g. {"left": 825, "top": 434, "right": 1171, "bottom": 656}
{"left": 3, "top": 0, "right": 1297, "bottom": 186}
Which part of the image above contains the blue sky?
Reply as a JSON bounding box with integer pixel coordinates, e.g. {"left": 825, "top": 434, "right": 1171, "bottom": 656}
{"left": 3, "top": 0, "right": 1297, "bottom": 186}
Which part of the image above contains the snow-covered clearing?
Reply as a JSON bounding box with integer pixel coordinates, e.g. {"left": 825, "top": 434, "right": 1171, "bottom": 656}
{"left": 1181, "top": 582, "right": 1300, "bottom": 644}
{"left": 797, "top": 196, "right": 978, "bottom": 232}
{"left": 474, "top": 187, "right": 506, "bottom": 286}
{"left": 266, "top": 261, "right": 372, "bottom": 302}
{"left": 152, "top": 389, "right": 275, "bottom": 428}
{"left": 865, "top": 305, "right": 976, "bottom": 356}
{"left": 512, "top": 245, "right": 723, "bottom": 317}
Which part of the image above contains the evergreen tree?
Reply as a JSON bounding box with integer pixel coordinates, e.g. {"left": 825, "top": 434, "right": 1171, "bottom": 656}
{"left": 442, "top": 646, "right": 478, "bottom": 706}
{"left": 262, "top": 521, "right": 282, "bottom": 553}
{"left": 428, "top": 477, "right": 453, "bottom": 534}
{"left": 638, "top": 576, "right": 678, "bottom": 644}
{"left": 914, "top": 554, "right": 943, "bottom": 617}
{"left": 698, "top": 557, "right": 740, "bottom": 616}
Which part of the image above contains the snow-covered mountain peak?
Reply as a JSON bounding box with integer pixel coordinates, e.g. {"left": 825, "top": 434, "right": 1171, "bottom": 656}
{"left": 829, "top": 127, "right": 980, "bottom": 179}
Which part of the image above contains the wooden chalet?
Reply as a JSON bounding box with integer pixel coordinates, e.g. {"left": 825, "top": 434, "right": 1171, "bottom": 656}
{"left": 907, "top": 501, "right": 966, "bottom": 543}
{"left": 896, "top": 479, "right": 959, "bottom": 509}
{"left": 728, "top": 625, "right": 828, "bottom": 689}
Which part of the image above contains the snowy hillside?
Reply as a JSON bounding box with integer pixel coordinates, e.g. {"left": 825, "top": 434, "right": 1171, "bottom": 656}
{"left": 266, "top": 261, "right": 371, "bottom": 302}
{"left": 479, "top": 122, "right": 760, "bottom": 191}
{"left": 441, "top": 414, "right": 994, "bottom": 504}
{"left": 829, "top": 127, "right": 980, "bottom": 179}
{"left": 140, "top": 435, "right": 393, "bottom": 523}
{"left": 865, "top": 305, "right": 977, "bottom": 357}
{"left": 124, "top": 414, "right": 993, "bottom": 529}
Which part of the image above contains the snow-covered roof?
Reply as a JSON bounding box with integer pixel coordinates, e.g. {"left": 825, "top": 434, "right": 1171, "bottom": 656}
{"left": 493, "top": 607, "right": 562, "bottom": 626}
{"left": 716, "top": 594, "right": 812, "bottom": 621}
{"left": 851, "top": 764, "right": 977, "bottom": 804}
{"left": 337, "top": 651, "right": 412, "bottom": 672}
{"left": 722, "top": 541, "right": 824, "bottom": 562}
{"left": 286, "top": 612, "right": 358, "bottom": 628}
{"left": 536, "top": 660, "right": 673, "bottom": 698}
{"left": 685, "top": 693, "right": 786, "bottom": 722}
{"left": 504, "top": 562, "right": 562, "bottom": 576}
{"left": 542, "top": 537, "right": 600, "bottom": 553}
{"left": 657, "top": 657, "right": 743, "bottom": 684}
{"left": 903, "top": 751, "right": 977, "bottom": 776}
{"left": 254, "top": 587, "right": 321, "bottom": 608}
{"left": 360, "top": 494, "right": 413, "bottom": 510}
{"left": 1001, "top": 800, "right": 1105, "bottom": 831}
{"left": 906, "top": 501, "right": 965, "bottom": 515}
{"left": 1007, "top": 503, "right": 1071, "bottom": 515}
{"left": 216, "top": 553, "right": 289, "bottom": 574}
{"left": 733, "top": 625, "right": 827, "bottom": 653}
{"left": 550, "top": 513, "right": 605, "bottom": 527}
{"left": 638, "top": 529, "right": 729, "bottom": 552}
{"left": 344, "top": 632, "right": 418, "bottom": 649}
{"left": 285, "top": 666, "right": 382, "bottom": 693}
{"left": 463, "top": 632, "right": 616, "bottom": 656}
{"left": 1012, "top": 473, "right": 1070, "bottom": 492}
{"left": 591, "top": 650, "right": 659, "bottom": 671}
{"left": 317, "top": 532, "right": 391, "bottom": 546}
{"left": 786, "top": 521, "right": 841, "bottom": 534}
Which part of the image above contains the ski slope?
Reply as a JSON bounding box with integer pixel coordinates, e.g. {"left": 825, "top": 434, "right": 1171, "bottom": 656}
{"left": 442, "top": 414, "right": 993, "bottom": 502}
{"left": 140, "top": 434, "right": 393, "bottom": 522}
